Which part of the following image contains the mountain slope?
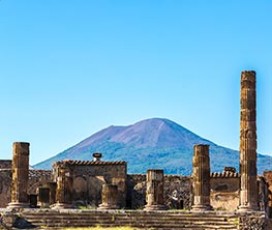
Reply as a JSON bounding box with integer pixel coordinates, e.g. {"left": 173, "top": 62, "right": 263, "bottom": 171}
{"left": 33, "top": 118, "right": 272, "bottom": 175}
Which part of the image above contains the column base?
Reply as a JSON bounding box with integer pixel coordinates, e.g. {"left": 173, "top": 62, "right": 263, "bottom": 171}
{"left": 98, "top": 203, "right": 119, "bottom": 210}
{"left": 144, "top": 204, "right": 167, "bottom": 211}
{"left": 38, "top": 202, "right": 50, "bottom": 208}
{"left": 191, "top": 204, "right": 213, "bottom": 212}
{"left": 51, "top": 202, "right": 74, "bottom": 209}
{"left": 237, "top": 205, "right": 259, "bottom": 213}
{"left": 7, "top": 202, "right": 29, "bottom": 209}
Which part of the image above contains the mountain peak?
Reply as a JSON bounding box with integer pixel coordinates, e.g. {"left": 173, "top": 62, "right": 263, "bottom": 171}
{"left": 33, "top": 117, "right": 272, "bottom": 175}
{"left": 109, "top": 117, "right": 210, "bottom": 148}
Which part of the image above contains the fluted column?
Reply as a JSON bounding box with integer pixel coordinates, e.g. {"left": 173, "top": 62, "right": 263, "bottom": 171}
{"left": 8, "top": 142, "right": 30, "bottom": 208}
{"left": 144, "top": 169, "right": 167, "bottom": 210}
{"left": 239, "top": 70, "right": 258, "bottom": 211}
{"left": 192, "top": 144, "right": 212, "bottom": 211}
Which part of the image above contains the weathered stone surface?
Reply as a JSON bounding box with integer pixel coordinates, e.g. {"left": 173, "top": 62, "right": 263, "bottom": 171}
{"left": 239, "top": 212, "right": 267, "bottom": 230}
{"left": 210, "top": 176, "right": 239, "bottom": 211}
{"left": 239, "top": 71, "right": 258, "bottom": 211}
{"left": 0, "top": 160, "right": 12, "bottom": 169}
{"left": 144, "top": 169, "right": 166, "bottom": 210}
{"left": 45, "top": 182, "right": 57, "bottom": 205}
{"left": 98, "top": 184, "right": 119, "bottom": 209}
{"left": 164, "top": 175, "right": 192, "bottom": 210}
{"left": 127, "top": 174, "right": 192, "bottom": 209}
{"left": 53, "top": 165, "right": 73, "bottom": 209}
{"left": 263, "top": 171, "right": 272, "bottom": 217}
{"left": 192, "top": 144, "right": 212, "bottom": 211}
{"left": 52, "top": 160, "right": 127, "bottom": 208}
{"left": 0, "top": 169, "right": 52, "bottom": 208}
{"left": 3, "top": 209, "right": 242, "bottom": 230}
{"left": 8, "top": 142, "right": 30, "bottom": 208}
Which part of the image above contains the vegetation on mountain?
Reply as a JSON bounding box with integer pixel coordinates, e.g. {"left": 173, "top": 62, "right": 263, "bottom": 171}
{"left": 34, "top": 118, "right": 272, "bottom": 175}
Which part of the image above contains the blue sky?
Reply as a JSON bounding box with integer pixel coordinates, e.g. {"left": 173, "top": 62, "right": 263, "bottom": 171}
{"left": 1, "top": 1, "right": 272, "bottom": 165}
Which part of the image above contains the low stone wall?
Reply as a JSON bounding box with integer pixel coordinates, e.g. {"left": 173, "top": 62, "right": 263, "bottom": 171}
{"left": 210, "top": 173, "right": 240, "bottom": 211}
{"left": 0, "top": 170, "right": 11, "bottom": 207}
{"left": 0, "top": 169, "right": 52, "bottom": 208}
{"left": 239, "top": 212, "right": 268, "bottom": 230}
{"left": 127, "top": 174, "right": 192, "bottom": 209}
{"left": 0, "top": 160, "right": 12, "bottom": 169}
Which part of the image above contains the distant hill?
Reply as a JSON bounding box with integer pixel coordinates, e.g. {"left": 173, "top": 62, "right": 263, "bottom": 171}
{"left": 33, "top": 118, "right": 272, "bottom": 175}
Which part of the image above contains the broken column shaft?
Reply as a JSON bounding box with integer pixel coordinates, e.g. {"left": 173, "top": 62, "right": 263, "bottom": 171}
{"left": 144, "top": 169, "right": 166, "bottom": 210}
{"left": 53, "top": 166, "right": 73, "bottom": 209}
{"left": 192, "top": 144, "right": 212, "bottom": 211}
{"left": 8, "top": 142, "right": 30, "bottom": 208}
{"left": 98, "top": 184, "right": 119, "bottom": 210}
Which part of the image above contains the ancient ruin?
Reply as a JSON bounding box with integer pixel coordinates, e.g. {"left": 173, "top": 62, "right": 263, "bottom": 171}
{"left": 239, "top": 70, "right": 258, "bottom": 211}
{"left": 192, "top": 144, "right": 212, "bottom": 211}
{"left": 0, "top": 70, "right": 272, "bottom": 229}
{"left": 144, "top": 169, "right": 166, "bottom": 210}
{"left": 8, "top": 142, "right": 30, "bottom": 209}
{"left": 98, "top": 184, "right": 119, "bottom": 209}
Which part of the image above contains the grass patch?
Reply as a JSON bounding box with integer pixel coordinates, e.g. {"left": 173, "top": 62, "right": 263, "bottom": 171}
{"left": 62, "top": 227, "right": 141, "bottom": 230}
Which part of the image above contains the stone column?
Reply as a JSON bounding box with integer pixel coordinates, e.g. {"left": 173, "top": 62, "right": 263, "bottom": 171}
{"left": 144, "top": 169, "right": 166, "bottom": 210}
{"left": 192, "top": 144, "right": 212, "bottom": 211}
{"left": 53, "top": 166, "right": 73, "bottom": 209}
{"left": 98, "top": 184, "right": 119, "bottom": 209}
{"left": 8, "top": 142, "right": 30, "bottom": 208}
{"left": 239, "top": 70, "right": 258, "bottom": 211}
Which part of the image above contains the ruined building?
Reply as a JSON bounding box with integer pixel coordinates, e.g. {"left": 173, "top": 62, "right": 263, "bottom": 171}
{"left": 0, "top": 70, "right": 272, "bottom": 229}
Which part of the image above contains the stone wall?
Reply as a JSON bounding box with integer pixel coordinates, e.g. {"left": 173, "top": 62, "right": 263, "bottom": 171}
{"left": 52, "top": 160, "right": 127, "bottom": 207}
{"left": 0, "top": 164, "right": 269, "bottom": 212}
{"left": 0, "top": 169, "right": 11, "bottom": 207}
{"left": 0, "top": 169, "right": 52, "bottom": 208}
{"left": 0, "top": 160, "right": 12, "bottom": 169}
{"left": 127, "top": 174, "right": 192, "bottom": 209}
{"left": 263, "top": 171, "right": 272, "bottom": 217}
{"left": 210, "top": 171, "right": 240, "bottom": 211}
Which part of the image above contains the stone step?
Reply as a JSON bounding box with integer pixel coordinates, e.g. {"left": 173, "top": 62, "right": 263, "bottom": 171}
{"left": 23, "top": 215, "right": 236, "bottom": 221}
{"left": 22, "top": 212, "right": 237, "bottom": 219}
{"left": 26, "top": 223, "right": 238, "bottom": 230}
{"left": 17, "top": 210, "right": 239, "bottom": 230}
{"left": 22, "top": 220, "right": 238, "bottom": 229}
{"left": 22, "top": 218, "right": 238, "bottom": 224}
{"left": 23, "top": 217, "right": 237, "bottom": 225}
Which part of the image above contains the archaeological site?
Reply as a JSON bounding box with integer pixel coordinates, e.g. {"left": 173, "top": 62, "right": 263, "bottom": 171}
{"left": 1, "top": 71, "right": 272, "bottom": 229}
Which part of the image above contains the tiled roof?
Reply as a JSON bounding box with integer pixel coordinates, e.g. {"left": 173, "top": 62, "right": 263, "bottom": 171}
{"left": 53, "top": 160, "right": 127, "bottom": 167}
{"left": 210, "top": 171, "right": 240, "bottom": 178}
{"left": 29, "top": 170, "right": 52, "bottom": 178}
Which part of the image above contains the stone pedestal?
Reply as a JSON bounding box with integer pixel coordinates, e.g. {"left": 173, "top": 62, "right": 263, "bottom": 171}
{"left": 238, "top": 71, "right": 258, "bottom": 212}
{"left": 8, "top": 142, "right": 30, "bottom": 209}
{"left": 98, "top": 184, "right": 119, "bottom": 210}
{"left": 191, "top": 144, "right": 212, "bottom": 212}
{"left": 53, "top": 167, "right": 73, "bottom": 209}
{"left": 144, "top": 169, "right": 167, "bottom": 211}
{"left": 38, "top": 187, "right": 50, "bottom": 208}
